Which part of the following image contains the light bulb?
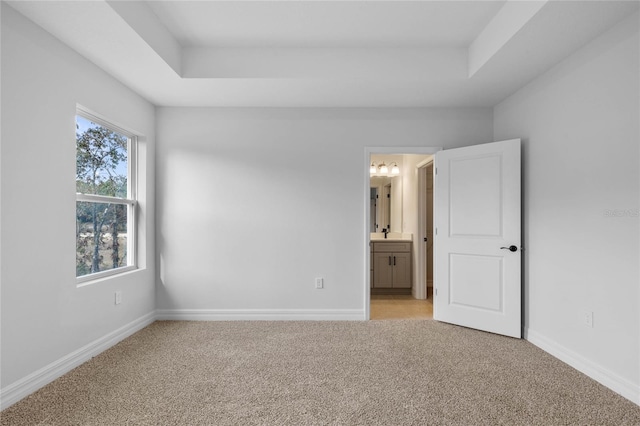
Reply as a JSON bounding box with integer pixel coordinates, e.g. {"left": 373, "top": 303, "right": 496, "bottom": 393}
{"left": 379, "top": 163, "right": 388, "bottom": 174}
{"left": 370, "top": 163, "right": 377, "bottom": 174}
{"left": 391, "top": 163, "right": 400, "bottom": 174}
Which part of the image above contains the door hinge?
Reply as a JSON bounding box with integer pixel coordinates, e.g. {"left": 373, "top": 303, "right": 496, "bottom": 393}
{"left": 435, "top": 167, "right": 438, "bottom": 175}
{"left": 435, "top": 228, "right": 438, "bottom": 235}
{"left": 435, "top": 288, "right": 438, "bottom": 296}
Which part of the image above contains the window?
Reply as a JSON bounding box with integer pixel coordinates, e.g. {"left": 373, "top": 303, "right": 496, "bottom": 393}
{"left": 76, "top": 110, "right": 137, "bottom": 282}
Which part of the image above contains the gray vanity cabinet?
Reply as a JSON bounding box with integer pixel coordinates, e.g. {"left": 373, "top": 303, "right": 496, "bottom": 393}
{"left": 371, "top": 241, "right": 412, "bottom": 288}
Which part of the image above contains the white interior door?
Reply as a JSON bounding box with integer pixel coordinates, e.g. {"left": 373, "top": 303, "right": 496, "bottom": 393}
{"left": 434, "top": 139, "right": 521, "bottom": 338}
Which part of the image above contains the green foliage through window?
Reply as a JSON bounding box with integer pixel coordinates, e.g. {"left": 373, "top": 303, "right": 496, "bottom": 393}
{"left": 76, "top": 202, "right": 128, "bottom": 277}
{"left": 75, "top": 114, "right": 133, "bottom": 278}
{"left": 76, "top": 117, "right": 128, "bottom": 197}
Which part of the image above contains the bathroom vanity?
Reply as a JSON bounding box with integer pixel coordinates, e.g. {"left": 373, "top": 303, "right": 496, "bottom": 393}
{"left": 370, "top": 239, "right": 412, "bottom": 291}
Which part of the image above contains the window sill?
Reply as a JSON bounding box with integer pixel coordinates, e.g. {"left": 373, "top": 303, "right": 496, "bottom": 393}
{"left": 76, "top": 266, "right": 138, "bottom": 287}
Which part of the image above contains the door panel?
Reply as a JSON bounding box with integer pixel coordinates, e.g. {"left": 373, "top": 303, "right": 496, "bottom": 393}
{"left": 450, "top": 155, "right": 503, "bottom": 237}
{"left": 449, "top": 254, "right": 503, "bottom": 311}
{"left": 434, "top": 139, "right": 521, "bottom": 338}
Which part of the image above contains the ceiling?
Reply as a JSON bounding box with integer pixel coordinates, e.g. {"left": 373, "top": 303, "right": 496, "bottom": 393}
{"left": 146, "top": 1, "right": 506, "bottom": 48}
{"left": 7, "top": 0, "right": 638, "bottom": 108}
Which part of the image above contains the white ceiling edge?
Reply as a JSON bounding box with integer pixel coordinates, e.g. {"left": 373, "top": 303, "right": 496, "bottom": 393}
{"left": 146, "top": 0, "right": 506, "bottom": 48}
{"left": 470, "top": 1, "right": 639, "bottom": 99}
{"left": 5, "top": 0, "right": 180, "bottom": 105}
{"left": 107, "top": 0, "right": 182, "bottom": 75}
{"left": 5, "top": 0, "right": 639, "bottom": 108}
{"left": 469, "top": 0, "right": 547, "bottom": 77}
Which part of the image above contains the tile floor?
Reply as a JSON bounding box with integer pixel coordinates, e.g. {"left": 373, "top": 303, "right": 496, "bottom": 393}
{"left": 370, "top": 294, "right": 433, "bottom": 320}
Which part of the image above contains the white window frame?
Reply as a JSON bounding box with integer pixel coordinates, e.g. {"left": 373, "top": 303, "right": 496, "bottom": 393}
{"left": 75, "top": 107, "right": 138, "bottom": 285}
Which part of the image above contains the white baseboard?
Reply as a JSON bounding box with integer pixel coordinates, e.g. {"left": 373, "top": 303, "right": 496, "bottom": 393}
{"left": 156, "top": 308, "right": 364, "bottom": 321}
{"left": 525, "top": 327, "right": 640, "bottom": 406}
{"left": 0, "top": 311, "right": 156, "bottom": 410}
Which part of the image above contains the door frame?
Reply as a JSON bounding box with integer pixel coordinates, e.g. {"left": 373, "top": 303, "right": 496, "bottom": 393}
{"left": 364, "top": 146, "right": 441, "bottom": 320}
{"left": 415, "top": 158, "right": 434, "bottom": 300}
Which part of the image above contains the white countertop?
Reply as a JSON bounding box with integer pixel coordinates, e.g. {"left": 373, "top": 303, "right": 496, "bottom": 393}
{"left": 370, "top": 233, "right": 412, "bottom": 241}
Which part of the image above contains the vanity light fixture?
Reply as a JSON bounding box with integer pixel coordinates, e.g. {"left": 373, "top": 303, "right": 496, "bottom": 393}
{"left": 370, "top": 160, "right": 400, "bottom": 175}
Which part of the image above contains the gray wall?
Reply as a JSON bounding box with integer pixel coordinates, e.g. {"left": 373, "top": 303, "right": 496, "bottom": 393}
{"left": 1, "top": 4, "right": 156, "bottom": 390}
{"left": 155, "top": 108, "right": 493, "bottom": 316}
{"left": 494, "top": 13, "right": 639, "bottom": 401}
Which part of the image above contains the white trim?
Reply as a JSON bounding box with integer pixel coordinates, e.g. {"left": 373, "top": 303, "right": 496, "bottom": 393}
{"left": 76, "top": 265, "right": 137, "bottom": 285}
{"left": 525, "top": 327, "right": 640, "bottom": 406}
{"left": 75, "top": 193, "right": 135, "bottom": 206}
{"left": 0, "top": 312, "right": 156, "bottom": 410}
{"left": 128, "top": 135, "right": 138, "bottom": 270}
{"left": 76, "top": 104, "right": 140, "bottom": 138}
{"left": 413, "top": 158, "right": 435, "bottom": 299}
{"left": 416, "top": 158, "right": 434, "bottom": 169}
{"left": 415, "top": 163, "right": 429, "bottom": 300}
{"left": 364, "top": 149, "right": 373, "bottom": 320}
{"left": 156, "top": 309, "right": 364, "bottom": 321}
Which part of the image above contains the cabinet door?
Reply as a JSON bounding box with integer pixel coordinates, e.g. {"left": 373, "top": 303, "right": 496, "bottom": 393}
{"left": 373, "top": 253, "right": 394, "bottom": 288}
{"left": 392, "top": 252, "right": 412, "bottom": 288}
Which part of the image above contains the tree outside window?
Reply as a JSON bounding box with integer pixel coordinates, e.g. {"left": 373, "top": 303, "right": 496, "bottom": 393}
{"left": 76, "top": 113, "right": 136, "bottom": 280}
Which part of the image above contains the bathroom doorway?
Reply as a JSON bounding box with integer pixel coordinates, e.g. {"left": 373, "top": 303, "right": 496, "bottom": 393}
{"left": 370, "top": 160, "right": 434, "bottom": 319}
{"left": 365, "top": 147, "right": 439, "bottom": 320}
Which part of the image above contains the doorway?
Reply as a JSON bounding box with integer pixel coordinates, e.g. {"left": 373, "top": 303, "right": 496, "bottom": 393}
{"left": 370, "top": 294, "right": 433, "bottom": 319}
{"left": 367, "top": 140, "right": 522, "bottom": 335}
{"left": 365, "top": 147, "right": 440, "bottom": 320}
{"left": 370, "top": 160, "right": 433, "bottom": 320}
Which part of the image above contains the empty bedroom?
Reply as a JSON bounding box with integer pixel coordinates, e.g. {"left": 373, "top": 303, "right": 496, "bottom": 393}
{"left": 1, "top": 0, "right": 639, "bottom": 424}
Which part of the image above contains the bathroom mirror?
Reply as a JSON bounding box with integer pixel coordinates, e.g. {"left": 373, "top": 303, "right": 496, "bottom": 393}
{"left": 370, "top": 176, "right": 402, "bottom": 233}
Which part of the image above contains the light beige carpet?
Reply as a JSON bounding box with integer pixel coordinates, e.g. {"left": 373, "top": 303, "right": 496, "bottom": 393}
{"left": 2, "top": 320, "right": 640, "bottom": 425}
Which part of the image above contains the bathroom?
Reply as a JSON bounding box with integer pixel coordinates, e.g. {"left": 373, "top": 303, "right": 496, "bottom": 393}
{"left": 369, "top": 153, "right": 434, "bottom": 319}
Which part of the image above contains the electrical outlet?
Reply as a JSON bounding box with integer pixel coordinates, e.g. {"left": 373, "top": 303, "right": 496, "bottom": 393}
{"left": 583, "top": 310, "right": 593, "bottom": 328}
{"left": 115, "top": 291, "right": 122, "bottom": 305}
{"left": 315, "top": 277, "right": 324, "bottom": 289}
